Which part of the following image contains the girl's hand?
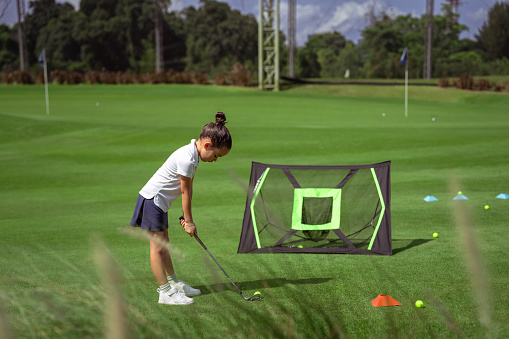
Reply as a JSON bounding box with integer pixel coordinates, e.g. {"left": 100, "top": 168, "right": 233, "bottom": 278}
{"left": 180, "top": 216, "right": 197, "bottom": 237}
{"left": 184, "top": 222, "right": 197, "bottom": 237}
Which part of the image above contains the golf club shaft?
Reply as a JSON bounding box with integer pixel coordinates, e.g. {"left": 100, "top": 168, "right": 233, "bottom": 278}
{"left": 194, "top": 234, "right": 246, "bottom": 297}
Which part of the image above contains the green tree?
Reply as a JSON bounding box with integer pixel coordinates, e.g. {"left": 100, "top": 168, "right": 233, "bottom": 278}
{"left": 35, "top": 10, "right": 87, "bottom": 71}
{"left": 24, "top": 0, "right": 74, "bottom": 67}
{"left": 78, "top": 0, "right": 131, "bottom": 71}
{"left": 360, "top": 13, "right": 409, "bottom": 78}
{"left": 476, "top": 2, "right": 509, "bottom": 60}
{"left": 360, "top": 4, "right": 469, "bottom": 78}
{"left": 0, "top": 24, "right": 18, "bottom": 71}
{"left": 297, "top": 31, "right": 346, "bottom": 78}
{"left": 337, "top": 42, "right": 364, "bottom": 78}
{"left": 162, "top": 11, "right": 187, "bottom": 71}
{"left": 183, "top": 0, "right": 258, "bottom": 74}
{"left": 432, "top": 4, "right": 470, "bottom": 77}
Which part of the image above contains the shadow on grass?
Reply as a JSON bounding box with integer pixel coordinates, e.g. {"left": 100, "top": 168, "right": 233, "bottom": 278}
{"left": 391, "top": 238, "right": 433, "bottom": 255}
{"left": 194, "top": 277, "right": 332, "bottom": 296}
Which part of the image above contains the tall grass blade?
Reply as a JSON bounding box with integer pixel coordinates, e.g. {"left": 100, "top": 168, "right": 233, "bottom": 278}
{"left": 449, "top": 176, "right": 493, "bottom": 335}
{"left": 0, "top": 293, "right": 13, "bottom": 339}
{"left": 94, "top": 242, "right": 130, "bottom": 339}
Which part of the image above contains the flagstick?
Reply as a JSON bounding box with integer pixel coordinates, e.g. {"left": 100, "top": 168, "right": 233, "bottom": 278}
{"left": 43, "top": 58, "right": 49, "bottom": 115}
{"left": 404, "top": 61, "right": 408, "bottom": 118}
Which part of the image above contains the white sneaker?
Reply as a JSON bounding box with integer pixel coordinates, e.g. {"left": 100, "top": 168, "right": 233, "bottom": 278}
{"left": 157, "top": 287, "right": 194, "bottom": 305}
{"left": 176, "top": 280, "right": 201, "bottom": 297}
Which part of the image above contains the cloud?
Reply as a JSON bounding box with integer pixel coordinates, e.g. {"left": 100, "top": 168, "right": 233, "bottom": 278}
{"left": 466, "top": 7, "right": 487, "bottom": 23}
{"left": 168, "top": 0, "right": 187, "bottom": 12}
{"left": 66, "top": 0, "right": 80, "bottom": 9}
{"left": 286, "top": 0, "right": 407, "bottom": 45}
{"left": 294, "top": 1, "right": 381, "bottom": 44}
{"left": 295, "top": 4, "right": 323, "bottom": 45}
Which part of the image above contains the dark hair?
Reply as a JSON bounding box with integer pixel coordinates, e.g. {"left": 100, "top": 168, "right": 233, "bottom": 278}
{"left": 199, "top": 112, "right": 232, "bottom": 149}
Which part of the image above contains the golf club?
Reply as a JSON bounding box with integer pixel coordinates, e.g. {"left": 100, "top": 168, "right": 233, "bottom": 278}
{"left": 179, "top": 217, "right": 261, "bottom": 302}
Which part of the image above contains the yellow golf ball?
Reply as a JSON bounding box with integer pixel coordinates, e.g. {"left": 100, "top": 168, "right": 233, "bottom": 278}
{"left": 254, "top": 291, "right": 261, "bottom": 295}
{"left": 458, "top": 191, "right": 462, "bottom": 195}
{"left": 415, "top": 300, "right": 424, "bottom": 308}
{"left": 484, "top": 205, "right": 490, "bottom": 210}
{"left": 433, "top": 232, "right": 438, "bottom": 238}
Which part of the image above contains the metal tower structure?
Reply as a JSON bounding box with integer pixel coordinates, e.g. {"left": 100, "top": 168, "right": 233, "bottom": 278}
{"left": 154, "top": 0, "right": 163, "bottom": 72}
{"left": 287, "top": 0, "right": 296, "bottom": 78}
{"left": 16, "top": 0, "right": 26, "bottom": 71}
{"left": 258, "top": 0, "right": 280, "bottom": 91}
{"left": 423, "top": 0, "right": 434, "bottom": 79}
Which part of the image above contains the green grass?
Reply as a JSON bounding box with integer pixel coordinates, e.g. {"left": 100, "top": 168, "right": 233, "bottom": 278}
{"left": 1, "top": 83, "right": 509, "bottom": 338}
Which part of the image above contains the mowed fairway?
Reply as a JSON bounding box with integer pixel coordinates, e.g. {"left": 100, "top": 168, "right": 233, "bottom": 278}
{"left": 1, "top": 83, "right": 508, "bottom": 338}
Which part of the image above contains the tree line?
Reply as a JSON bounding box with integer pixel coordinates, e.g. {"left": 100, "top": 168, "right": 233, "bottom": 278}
{"left": 1, "top": 0, "right": 508, "bottom": 80}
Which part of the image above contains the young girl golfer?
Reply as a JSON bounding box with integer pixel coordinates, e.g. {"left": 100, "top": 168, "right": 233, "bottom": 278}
{"left": 130, "top": 112, "right": 232, "bottom": 305}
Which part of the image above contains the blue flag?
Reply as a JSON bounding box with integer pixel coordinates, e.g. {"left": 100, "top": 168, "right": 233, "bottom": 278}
{"left": 400, "top": 47, "right": 408, "bottom": 66}
{"left": 38, "top": 49, "right": 46, "bottom": 67}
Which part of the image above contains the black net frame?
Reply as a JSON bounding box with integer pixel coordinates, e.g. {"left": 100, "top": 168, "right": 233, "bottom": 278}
{"left": 237, "top": 161, "right": 392, "bottom": 255}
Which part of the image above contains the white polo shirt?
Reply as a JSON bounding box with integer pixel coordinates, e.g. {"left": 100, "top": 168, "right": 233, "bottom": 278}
{"left": 140, "top": 139, "right": 199, "bottom": 212}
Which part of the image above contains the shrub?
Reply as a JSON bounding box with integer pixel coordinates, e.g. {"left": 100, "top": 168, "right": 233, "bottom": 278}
{"left": 133, "top": 73, "right": 146, "bottom": 84}
{"left": 503, "top": 81, "right": 509, "bottom": 93}
{"left": 476, "top": 78, "right": 491, "bottom": 91}
{"left": 99, "top": 71, "right": 117, "bottom": 84}
{"left": 4, "top": 71, "right": 34, "bottom": 84}
{"left": 35, "top": 72, "right": 45, "bottom": 84}
{"left": 455, "top": 75, "right": 474, "bottom": 90}
{"left": 214, "top": 74, "right": 228, "bottom": 86}
{"left": 67, "top": 72, "right": 83, "bottom": 84}
{"left": 438, "top": 78, "right": 449, "bottom": 88}
{"left": 50, "top": 70, "right": 66, "bottom": 84}
{"left": 146, "top": 72, "right": 167, "bottom": 84}
{"left": 193, "top": 72, "right": 208, "bottom": 85}
{"left": 84, "top": 71, "right": 101, "bottom": 84}
{"left": 116, "top": 72, "right": 133, "bottom": 84}
{"left": 230, "top": 63, "right": 250, "bottom": 86}
{"left": 166, "top": 70, "right": 193, "bottom": 84}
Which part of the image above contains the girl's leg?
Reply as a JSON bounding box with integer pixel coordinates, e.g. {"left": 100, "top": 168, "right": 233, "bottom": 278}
{"left": 148, "top": 230, "right": 174, "bottom": 286}
{"left": 161, "top": 229, "right": 175, "bottom": 277}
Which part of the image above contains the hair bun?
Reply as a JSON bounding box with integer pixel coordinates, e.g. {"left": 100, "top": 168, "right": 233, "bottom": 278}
{"left": 215, "top": 112, "right": 227, "bottom": 126}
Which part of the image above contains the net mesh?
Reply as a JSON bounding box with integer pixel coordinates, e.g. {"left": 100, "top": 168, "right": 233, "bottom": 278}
{"left": 252, "top": 167, "right": 382, "bottom": 249}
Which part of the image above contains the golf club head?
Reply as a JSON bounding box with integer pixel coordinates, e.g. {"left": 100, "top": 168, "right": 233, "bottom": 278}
{"left": 242, "top": 292, "right": 262, "bottom": 302}
{"left": 246, "top": 294, "right": 262, "bottom": 302}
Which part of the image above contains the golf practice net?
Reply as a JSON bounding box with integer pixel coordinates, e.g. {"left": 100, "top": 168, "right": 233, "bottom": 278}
{"left": 238, "top": 161, "right": 392, "bottom": 255}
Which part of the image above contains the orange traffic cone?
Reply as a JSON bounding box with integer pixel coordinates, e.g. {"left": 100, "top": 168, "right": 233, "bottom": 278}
{"left": 372, "top": 294, "right": 402, "bottom": 307}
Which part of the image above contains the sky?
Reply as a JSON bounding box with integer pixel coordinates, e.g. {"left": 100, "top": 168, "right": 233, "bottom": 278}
{"left": 0, "top": 0, "right": 501, "bottom": 46}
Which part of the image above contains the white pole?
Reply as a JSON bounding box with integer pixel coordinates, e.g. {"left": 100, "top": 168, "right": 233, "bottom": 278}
{"left": 43, "top": 57, "right": 49, "bottom": 115}
{"left": 404, "top": 61, "right": 408, "bottom": 118}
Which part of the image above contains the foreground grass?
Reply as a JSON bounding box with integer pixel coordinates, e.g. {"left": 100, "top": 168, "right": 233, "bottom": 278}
{"left": 0, "top": 84, "right": 508, "bottom": 338}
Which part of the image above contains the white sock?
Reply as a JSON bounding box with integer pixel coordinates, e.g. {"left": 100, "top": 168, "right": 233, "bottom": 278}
{"left": 167, "top": 274, "right": 178, "bottom": 287}
{"left": 159, "top": 282, "right": 172, "bottom": 293}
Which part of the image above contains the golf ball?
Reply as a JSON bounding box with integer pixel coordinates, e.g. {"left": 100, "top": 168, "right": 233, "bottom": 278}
{"left": 382, "top": 113, "right": 386, "bottom": 117}
{"left": 458, "top": 191, "right": 462, "bottom": 195}
{"left": 415, "top": 300, "right": 424, "bottom": 308}
{"left": 298, "top": 245, "right": 303, "bottom": 248}
{"left": 484, "top": 205, "right": 490, "bottom": 210}
{"left": 254, "top": 291, "right": 261, "bottom": 295}
{"left": 432, "top": 117, "right": 435, "bottom": 121}
{"left": 433, "top": 232, "right": 438, "bottom": 238}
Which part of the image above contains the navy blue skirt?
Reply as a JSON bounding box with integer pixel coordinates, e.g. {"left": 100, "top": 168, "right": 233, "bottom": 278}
{"left": 130, "top": 194, "right": 168, "bottom": 232}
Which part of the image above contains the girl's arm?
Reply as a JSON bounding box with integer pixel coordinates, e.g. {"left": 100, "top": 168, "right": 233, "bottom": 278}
{"left": 181, "top": 176, "right": 197, "bottom": 237}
